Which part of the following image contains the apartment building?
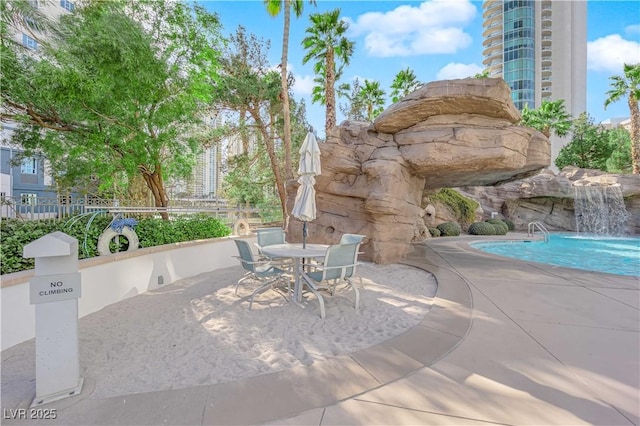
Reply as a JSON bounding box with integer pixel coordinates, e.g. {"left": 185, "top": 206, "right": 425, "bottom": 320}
{"left": 482, "top": 0, "right": 587, "bottom": 163}
{"left": 1, "top": 0, "right": 77, "bottom": 213}
{"left": 167, "top": 114, "right": 259, "bottom": 200}
{"left": 4, "top": 0, "right": 228, "bottom": 205}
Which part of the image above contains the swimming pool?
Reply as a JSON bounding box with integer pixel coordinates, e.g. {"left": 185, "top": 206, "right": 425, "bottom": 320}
{"left": 472, "top": 234, "right": 640, "bottom": 277}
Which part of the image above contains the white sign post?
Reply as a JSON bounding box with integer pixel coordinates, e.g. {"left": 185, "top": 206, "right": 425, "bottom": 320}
{"left": 23, "top": 231, "right": 84, "bottom": 406}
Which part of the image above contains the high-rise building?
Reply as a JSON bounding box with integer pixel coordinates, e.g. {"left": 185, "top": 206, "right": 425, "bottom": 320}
{"left": 482, "top": 0, "right": 587, "bottom": 163}
{"left": 1, "top": 0, "right": 77, "bottom": 207}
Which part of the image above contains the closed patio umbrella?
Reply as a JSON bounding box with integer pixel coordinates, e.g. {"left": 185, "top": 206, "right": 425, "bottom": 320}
{"left": 292, "top": 132, "right": 321, "bottom": 248}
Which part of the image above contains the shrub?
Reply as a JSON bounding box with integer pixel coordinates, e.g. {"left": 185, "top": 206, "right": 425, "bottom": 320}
{"left": 486, "top": 219, "right": 509, "bottom": 235}
{"left": 501, "top": 218, "right": 515, "bottom": 231}
{"left": 430, "top": 188, "right": 479, "bottom": 225}
{"left": 137, "top": 214, "right": 231, "bottom": 247}
{"left": 436, "top": 221, "right": 461, "bottom": 237}
{"left": 428, "top": 227, "right": 441, "bottom": 237}
{"left": 468, "top": 222, "right": 496, "bottom": 235}
{"left": 0, "top": 219, "right": 59, "bottom": 274}
{"left": 1, "top": 214, "right": 232, "bottom": 275}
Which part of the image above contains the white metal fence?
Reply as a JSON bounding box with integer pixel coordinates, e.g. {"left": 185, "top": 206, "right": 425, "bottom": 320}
{"left": 0, "top": 195, "right": 262, "bottom": 225}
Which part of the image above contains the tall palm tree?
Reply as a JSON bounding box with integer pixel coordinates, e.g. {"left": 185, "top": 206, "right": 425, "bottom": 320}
{"left": 264, "top": 0, "right": 315, "bottom": 181}
{"left": 520, "top": 99, "right": 572, "bottom": 139}
{"left": 302, "top": 8, "right": 354, "bottom": 136}
{"left": 390, "top": 68, "right": 422, "bottom": 103}
{"left": 1, "top": 0, "right": 60, "bottom": 48}
{"left": 359, "top": 79, "right": 386, "bottom": 121}
{"left": 605, "top": 63, "right": 640, "bottom": 174}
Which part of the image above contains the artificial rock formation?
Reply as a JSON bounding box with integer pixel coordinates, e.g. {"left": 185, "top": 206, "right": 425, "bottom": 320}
{"left": 458, "top": 166, "right": 640, "bottom": 235}
{"left": 287, "top": 78, "right": 550, "bottom": 263}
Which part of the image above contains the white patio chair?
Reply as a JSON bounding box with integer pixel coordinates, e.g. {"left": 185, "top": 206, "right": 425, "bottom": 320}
{"left": 256, "top": 227, "right": 286, "bottom": 248}
{"left": 339, "top": 233, "right": 366, "bottom": 245}
{"left": 301, "top": 242, "right": 361, "bottom": 319}
{"left": 255, "top": 227, "right": 292, "bottom": 271}
{"left": 309, "top": 233, "right": 366, "bottom": 270}
{"left": 233, "top": 239, "right": 290, "bottom": 310}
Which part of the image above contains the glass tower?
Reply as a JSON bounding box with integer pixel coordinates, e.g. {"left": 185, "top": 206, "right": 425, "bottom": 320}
{"left": 482, "top": 0, "right": 587, "bottom": 163}
{"left": 502, "top": 1, "right": 535, "bottom": 110}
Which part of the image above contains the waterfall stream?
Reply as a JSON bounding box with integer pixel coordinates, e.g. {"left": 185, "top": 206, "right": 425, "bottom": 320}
{"left": 574, "top": 185, "right": 629, "bottom": 236}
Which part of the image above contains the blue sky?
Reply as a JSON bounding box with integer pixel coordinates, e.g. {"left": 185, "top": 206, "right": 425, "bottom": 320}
{"left": 202, "top": 0, "right": 640, "bottom": 138}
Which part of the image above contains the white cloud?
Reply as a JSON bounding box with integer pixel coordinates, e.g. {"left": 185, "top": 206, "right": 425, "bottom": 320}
{"left": 625, "top": 24, "right": 640, "bottom": 36}
{"left": 346, "top": 0, "right": 476, "bottom": 58}
{"left": 293, "top": 74, "right": 314, "bottom": 96}
{"left": 587, "top": 34, "right": 640, "bottom": 73}
{"left": 436, "top": 62, "right": 483, "bottom": 80}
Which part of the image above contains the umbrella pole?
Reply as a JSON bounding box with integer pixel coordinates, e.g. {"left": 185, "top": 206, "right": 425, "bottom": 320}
{"left": 302, "top": 222, "right": 307, "bottom": 249}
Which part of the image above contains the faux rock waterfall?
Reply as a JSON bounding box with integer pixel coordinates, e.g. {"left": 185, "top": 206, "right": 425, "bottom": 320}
{"left": 459, "top": 166, "right": 640, "bottom": 237}
{"left": 286, "top": 78, "right": 551, "bottom": 264}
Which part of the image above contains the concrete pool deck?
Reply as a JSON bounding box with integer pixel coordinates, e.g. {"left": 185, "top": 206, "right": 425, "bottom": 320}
{"left": 3, "top": 234, "right": 639, "bottom": 425}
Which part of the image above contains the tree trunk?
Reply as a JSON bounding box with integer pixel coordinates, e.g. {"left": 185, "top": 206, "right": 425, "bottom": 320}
{"left": 629, "top": 96, "right": 640, "bottom": 174}
{"left": 127, "top": 173, "right": 150, "bottom": 206}
{"left": 240, "top": 107, "right": 249, "bottom": 154}
{"left": 248, "top": 109, "right": 287, "bottom": 220}
{"left": 281, "top": 1, "right": 293, "bottom": 181}
{"left": 325, "top": 49, "right": 336, "bottom": 136}
{"left": 140, "top": 164, "right": 170, "bottom": 220}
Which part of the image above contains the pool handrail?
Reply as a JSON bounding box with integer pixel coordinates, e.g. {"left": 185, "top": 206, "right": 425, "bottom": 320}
{"left": 528, "top": 221, "right": 550, "bottom": 242}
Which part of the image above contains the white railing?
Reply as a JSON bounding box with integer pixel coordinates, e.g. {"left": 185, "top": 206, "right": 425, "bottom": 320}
{"left": 0, "top": 195, "right": 260, "bottom": 224}
{"left": 528, "top": 221, "right": 550, "bottom": 242}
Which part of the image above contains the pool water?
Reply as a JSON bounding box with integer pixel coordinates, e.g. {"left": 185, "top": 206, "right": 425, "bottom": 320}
{"left": 472, "top": 234, "right": 640, "bottom": 277}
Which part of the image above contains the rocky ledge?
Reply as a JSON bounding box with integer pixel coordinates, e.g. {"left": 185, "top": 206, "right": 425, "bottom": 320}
{"left": 458, "top": 166, "right": 640, "bottom": 235}
{"left": 287, "top": 78, "right": 551, "bottom": 264}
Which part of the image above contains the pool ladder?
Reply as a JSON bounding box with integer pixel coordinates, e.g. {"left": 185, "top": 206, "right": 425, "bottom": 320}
{"left": 528, "top": 221, "right": 549, "bottom": 243}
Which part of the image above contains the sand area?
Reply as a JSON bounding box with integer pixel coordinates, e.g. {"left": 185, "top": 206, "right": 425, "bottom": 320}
{"left": 2, "top": 262, "right": 436, "bottom": 407}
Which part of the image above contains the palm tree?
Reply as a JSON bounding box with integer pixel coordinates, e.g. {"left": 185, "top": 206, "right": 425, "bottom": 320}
{"left": 0, "top": 0, "right": 60, "bottom": 48}
{"left": 359, "top": 79, "right": 386, "bottom": 121}
{"left": 264, "top": 0, "right": 316, "bottom": 181}
{"left": 604, "top": 63, "right": 640, "bottom": 174}
{"left": 520, "top": 99, "right": 572, "bottom": 139}
{"left": 302, "top": 8, "right": 354, "bottom": 136}
{"left": 390, "top": 68, "right": 422, "bottom": 103}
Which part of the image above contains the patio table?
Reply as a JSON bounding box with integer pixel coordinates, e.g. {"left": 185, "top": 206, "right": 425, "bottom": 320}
{"left": 260, "top": 243, "right": 328, "bottom": 303}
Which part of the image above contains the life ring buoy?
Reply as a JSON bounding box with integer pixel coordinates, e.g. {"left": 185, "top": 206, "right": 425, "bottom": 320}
{"left": 98, "top": 226, "right": 139, "bottom": 256}
{"left": 232, "top": 219, "right": 250, "bottom": 236}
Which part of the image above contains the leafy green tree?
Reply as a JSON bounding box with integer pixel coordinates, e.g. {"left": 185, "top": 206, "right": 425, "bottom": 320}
{"left": 604, "top": 63, "right": 640, "bottom": 174}
{"left": 390, "top": 68, "right": 422, "bottom": 103}
{"left": 555, "top": 113, "right": 632, "bottom": 173}
{"left": 222, "top": 151, "right": 277, "bottom": 220}
{"left": 289, "top": 96, "right": 313, "bottom": 157}
{"left": 520, "top": 99, "right": 572, "bottom": 138}
{"left": 1, "top": 1, "right": 223, "bottom": 218}
{"left": 264, "top": 0, "right": 316, "bottom": 181}
{"left": 211, "top": 26, "right": 286, "bottom": 219}
{"left": 605, "top": 127, "right": 633, "bottom": 173}
{"left": 473, "top": 70, "right": 490, "bottom": 79}
{"left": 555, "top": 113, "right": 615, "bottom": 170}
{"left": 337, "top": 78, "right": 385, "bottom": 122}
{"left": 337, "top": 78, "right": 365, "bottom": 121}
{"left": 302, "top": 8, "right": 354, "bottom": 136}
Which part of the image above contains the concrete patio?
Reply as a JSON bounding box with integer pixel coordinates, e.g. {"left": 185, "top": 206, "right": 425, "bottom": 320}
{"left": 3, "top": 234, "right": 639, "bottom": 425}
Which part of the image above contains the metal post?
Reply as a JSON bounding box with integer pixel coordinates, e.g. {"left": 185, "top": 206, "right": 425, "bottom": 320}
{"left": 23, "top": 231, "right": 84, "bottom": 406}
